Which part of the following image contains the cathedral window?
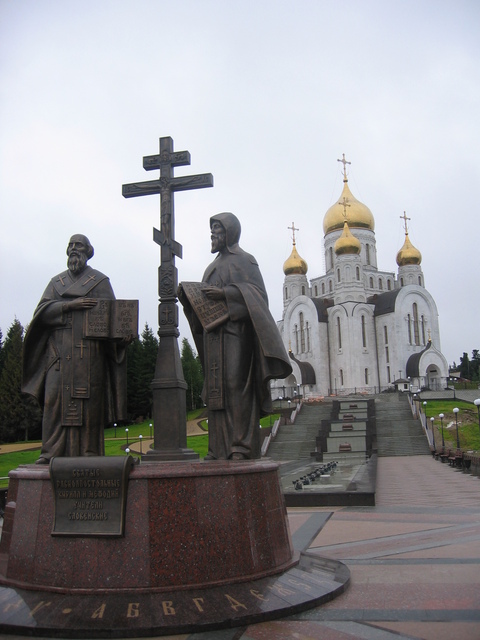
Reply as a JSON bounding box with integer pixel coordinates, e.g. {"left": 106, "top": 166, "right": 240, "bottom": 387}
{"left": 387, "top": 366, "right": 391, "bottom": 383}
{"left": 337, "top": 268, "right": 341, "bottom": 283}
{"left": 300, "top": 312, "right": 305, "bottom": 352}
{"left": 337, "top": 316, "right": 342, "bottom": 349}
{"left": 365, "top": 368, "right": 369, "bottom": 384}
{"left": 301, "top": 285, "right": 306, "bottom": 295}
{"left": 421, "top": 315, "right": 426, "bottom": 345}
{"left": 413, "top": 303, "right": 420, "bottom": 345}
{"left": 384, "top": 325, "right": 388, "bottom": 344}
{"left": 400, "top": 277, "right": 404, "bottom": 287}
{"left": 356, "top": 266, "right": 360, "bottom": 280}
{"left": 314, "top": 285, "right": 318, "bottom": 296}
{"left": 329, "top": 280, "right": 333, "bottom": 293}
{"left": 306, "top": 322, "right": 310, "bottom": 351}
{"left": 322, "top": 282, "right": 325, "bottom": 295}
{"left": 418, "top": 275, "right": 422, "bottom": 286}
{"left": 294, "top": 324, "right": 299, "bottom": 354}
{"left": 284, "top": 286, "right": 287, "bottom": 300}
{"left": 385, "top": 346, "right": 389, "bottom": 363}
{"left": 366, "top": 244, "right": 371, "bottom": 265}
{"left": 329, "top": 246, "right": 333, "bottom": 270}
{"left": 340, "top": 369, "right": 344, "bottom": 386}
{"left": 361, "top": 315, "right": 367, "bottom": 348}
{"left": 369, "top": 277, "right": 374, "bottom": 288}
{"left": 407, "top": 314, "right": 412, "bottom": 344}
{"left": 387, "top": 279, "right": 392, "bottom": 290}
{"left": 379, "top": 278, "right": 383, "bottom": 290}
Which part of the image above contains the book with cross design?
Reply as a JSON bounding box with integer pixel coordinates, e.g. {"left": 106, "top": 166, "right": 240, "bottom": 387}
{"left": 179, "top": 282, "right": 229, "bottom": 332}
{"left": 84, "top": 299, "right": 139, "bottom": 339}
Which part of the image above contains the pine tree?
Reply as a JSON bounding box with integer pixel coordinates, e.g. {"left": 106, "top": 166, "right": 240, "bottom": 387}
{"left": 181, "top": 338, "right": 204, "bottom": 411}
{"left": 126, "top": 323, "right": 158, "bottom": 420}
{"left": 0, "top": 319, "right": 41, "bottom": 442}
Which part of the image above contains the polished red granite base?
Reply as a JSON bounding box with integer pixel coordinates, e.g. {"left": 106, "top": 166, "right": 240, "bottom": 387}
{"left": 0, "top": 459, "right": 295, "bottom": 593}
{"left": 0, "top": 459, "right": 350, "bottom": 636}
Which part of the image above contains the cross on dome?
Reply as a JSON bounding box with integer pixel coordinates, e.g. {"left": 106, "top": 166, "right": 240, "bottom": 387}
{"left": 337, "top": 153, "right": 351, "bottom": 181}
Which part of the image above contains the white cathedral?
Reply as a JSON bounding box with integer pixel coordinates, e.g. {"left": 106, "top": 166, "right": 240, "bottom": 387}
{"left": 272, "top": 156, "right": 449, "bottom": 399}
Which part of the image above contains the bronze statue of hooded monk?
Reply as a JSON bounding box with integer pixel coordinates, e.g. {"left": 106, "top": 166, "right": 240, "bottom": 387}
{"left": 180, "top": 213, "right": 292, "bottom": 460}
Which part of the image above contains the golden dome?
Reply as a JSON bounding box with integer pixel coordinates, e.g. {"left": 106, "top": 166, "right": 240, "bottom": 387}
{"left": 396, "top": 232, "right": 422, "bottom": 266}
{"left": 283, "top": 242, "right": 308, "bottom": 275}
{"left": 334, "top": 221, "right": 361, "bottom": 255}
{"left": 323, "top": 180, "right": 375, "bottom": 235}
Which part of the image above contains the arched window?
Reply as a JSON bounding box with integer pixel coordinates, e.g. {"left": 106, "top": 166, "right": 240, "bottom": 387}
{"left": 384, "top": 325, "right": 388, "bottom": 344}
{"left": 356, "top": 266, "right": 360, "bottom": 280}
{"left": 387, "top": 366, "right": 391, "bottom": 383}
{"left": 385, "top": 346, "right": 389, "bottom": 363}
{"left": 365, "top": 368, "right": 369, "bottom": 384}
{"left": 294, "top": 324, "right": 299, "bottom": 354}
{"left": 301, "top": 285, "right": 305, "bottom": 295}
{"left": 400, "top": 277, "right": 404, "bottom": 287}
{"left": 300, "top": 312, "right": 305, "bottom": 352}
{"left": 329, "top": 280, "right": 333, "bottom": 292}
{"left": 418, "top": 275, "right": 422, "bottom": 286}
{"left": 387, "top": 279, "right": 392, "bottom": 290}
{"left": 361, "top": 315, "right": 367, "bottom": 348}
{"left": 284, "top": 286, "right": 287, "bottom": 300}
{"left": 413, "top": 303, "right": 420, "bottom": 345}
{"left": 369, "top": 277, "right": 374, "bottom": 288}
{"left": 314, "top": 285, "right": 318, "bottom": 296}
{"left": 379, "top": 278, "right": 383, "bottom": 290}
{"left": 322, "top": 282, "right": 325, "bottom": 295}
{"left": 366, "top": 244, "right": 370, "bottom": 265}
{"left": 337, "top": 316, "right": 342, "bottom": 349}
{"left": 421, "top": 315, "right": 426, "bottom": 345}
{"left": 407, "top": 314, "right": 412, "bottom": 344}
{"left": 329, "top": 246, "right": 333, "bottom": 270}
{"left": 306, "top": 321, "right": 310, "bottom": 351}
{"left": 340, "top": 369, "right": 344, "bottom": 386}
{"left": 337, "top": 268, "right": 341, "bottom": 283}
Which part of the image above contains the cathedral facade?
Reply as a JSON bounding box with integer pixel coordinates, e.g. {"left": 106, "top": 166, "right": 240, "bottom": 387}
{"left": 272, "top": 158, "right": 449, "bottom": 399}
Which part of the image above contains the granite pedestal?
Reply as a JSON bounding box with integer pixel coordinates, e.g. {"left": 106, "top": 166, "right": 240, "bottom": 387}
{"left": 0, "top": 459, "right": 349, "bottom": 636}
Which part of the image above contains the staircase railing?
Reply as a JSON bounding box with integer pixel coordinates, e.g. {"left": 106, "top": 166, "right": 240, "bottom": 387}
{"left": 261, "top": 402, "right": 303, "bottom": 457}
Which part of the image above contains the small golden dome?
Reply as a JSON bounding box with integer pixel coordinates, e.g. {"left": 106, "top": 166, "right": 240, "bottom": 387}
{"left": 335, "top": 221, "right": 361, "bottom": 255}
{"left": 323, "top": 180, "right": 375, "bottom": 235}
{"left": 396, "top": 233, "right": 422, "bottom": 266}
{"left": 283, "top": 242, "right": 308, "bottom": 275}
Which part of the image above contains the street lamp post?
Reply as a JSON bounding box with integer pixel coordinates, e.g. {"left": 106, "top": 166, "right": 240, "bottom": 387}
{"left": 474, "top": 399, "right": 480, "bottom": 446}
{"left": 139, "top": 434, "right": 143, "bottom": 455}
{"left": 453, "top": 407, "right": 460, "bottom": 449}
{"left": 125, "top": 428, "right": 129, "bottom": 446}
{"left": 439, "top": 413, "right": 445, "bottom": 449}
{"left": 430, "top": 416, "right": 435, "bottom": 450}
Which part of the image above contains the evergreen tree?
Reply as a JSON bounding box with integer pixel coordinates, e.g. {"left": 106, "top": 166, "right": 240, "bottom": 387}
{"left": 471, "top": 349, "right": 480, "bottom": 381}
{"left": 0, "top": 328, "right": 4, "bottom": 377}
{"left": 181, "top": 338, "right": 204, "bottom": 411}
{"left": 459, "top": 352, "right": 471, "bottom": 379}
{"left": 0, "top": 319, "right": 41, "bottom": 442}
{"left": 126, "top": 323, "right": 158, "bottom": 420}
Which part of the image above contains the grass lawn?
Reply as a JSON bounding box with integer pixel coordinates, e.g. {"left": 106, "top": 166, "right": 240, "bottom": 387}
{"left": 0, "top": 410, "right": 282, "bottom": 488}
{"left": 418, "top": 399, "right": 480, "bottom": 451}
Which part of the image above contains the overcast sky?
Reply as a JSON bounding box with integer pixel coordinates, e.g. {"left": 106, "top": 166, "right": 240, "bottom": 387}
{"left": 1, "top": 0, "right": 478, "bottom": 367}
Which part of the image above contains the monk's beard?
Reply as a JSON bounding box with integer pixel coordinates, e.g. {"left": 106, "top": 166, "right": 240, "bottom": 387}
{"left": 68, "top": 253, "right": 88, "bottom": 274}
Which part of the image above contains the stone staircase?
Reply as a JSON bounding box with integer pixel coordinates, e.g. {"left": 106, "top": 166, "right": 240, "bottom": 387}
{"left": 267, "top": 394, "right": 430, "bottom": 462}
{"left": 267, "top": 403, "right": 332, "bottom": 461}
{"left": 375, "top": 393, "right": 430, "bottom": 456}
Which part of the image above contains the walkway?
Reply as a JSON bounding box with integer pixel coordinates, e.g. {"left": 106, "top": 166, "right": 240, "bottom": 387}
{"left": 2, "top": 456, "right": 480, "bottom": 639}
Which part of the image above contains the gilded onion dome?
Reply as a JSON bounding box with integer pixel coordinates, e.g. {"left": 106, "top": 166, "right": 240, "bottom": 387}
{"left": 323, "top": 155, "right": 375, "bottom": 235}
{"left": 283, "top": 242, "right": 308, "bottom": 275}
{"left": 396, "top": 232, "right": 422, "bottom": 266}
{"left": 334, "top": 221, "right": 361, "bottom": 255}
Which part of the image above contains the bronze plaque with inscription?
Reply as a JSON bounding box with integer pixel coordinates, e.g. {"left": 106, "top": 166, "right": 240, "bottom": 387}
{"left": 50, "top": 456, "right": 134, "bottom": 536}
